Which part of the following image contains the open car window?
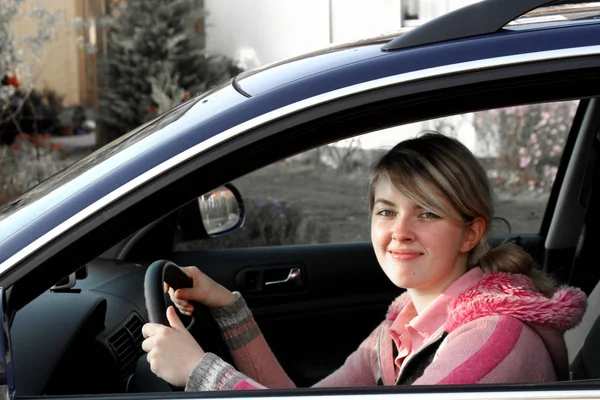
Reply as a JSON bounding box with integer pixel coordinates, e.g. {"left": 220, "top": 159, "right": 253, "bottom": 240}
{"left": 174, "top": 100, "right": 579, "bottom": 252}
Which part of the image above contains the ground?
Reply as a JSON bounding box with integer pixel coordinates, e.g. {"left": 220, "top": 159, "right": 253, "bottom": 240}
{"left": 226, "top": 162, "right": 549, "bottom": 246}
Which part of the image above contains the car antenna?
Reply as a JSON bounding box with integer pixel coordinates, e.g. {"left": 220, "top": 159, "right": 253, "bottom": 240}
{"left": 382, "top": 0, "right": 565, "bottom": 51}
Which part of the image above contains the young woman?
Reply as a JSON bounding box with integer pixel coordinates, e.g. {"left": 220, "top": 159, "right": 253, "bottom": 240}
{"left": 141, "top": 132, "right": 587, "bottom": 390}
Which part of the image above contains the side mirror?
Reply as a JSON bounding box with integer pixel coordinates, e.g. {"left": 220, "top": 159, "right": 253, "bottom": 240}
{"left": 199, "top": 185, "right": 243, "bottom": 235}
{"left": 177, "top": 183, "right": 245, "bottom": 240}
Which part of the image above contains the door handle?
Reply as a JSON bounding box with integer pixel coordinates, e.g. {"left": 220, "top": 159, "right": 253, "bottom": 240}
{"left": 235, "top": 265, "right": 304, "bottom": 293}
{"left": 264, "top": 268, "right": 302, "bottom": 286}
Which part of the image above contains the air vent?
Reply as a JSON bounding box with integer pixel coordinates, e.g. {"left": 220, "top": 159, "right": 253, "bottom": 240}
{"left": 107, "top": 313, "right": 144, "bottom": 378}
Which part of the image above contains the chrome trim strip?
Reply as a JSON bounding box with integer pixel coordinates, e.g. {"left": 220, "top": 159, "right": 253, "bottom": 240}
{"left": 141, "top": 390, "right": 600, "bottom": 400}
{"left": 505, "top": 19, "right": 600, "bottom": 31}
{"left": 2, "top": 45, "right": 600, "bottom": 275}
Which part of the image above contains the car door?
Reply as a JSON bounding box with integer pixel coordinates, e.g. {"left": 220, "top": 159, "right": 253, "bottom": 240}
{"left": 4, "top": 38, "right": 600, "bottom": 400}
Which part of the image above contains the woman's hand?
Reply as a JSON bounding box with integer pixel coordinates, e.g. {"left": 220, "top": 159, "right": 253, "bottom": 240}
{"left": 142, "top": 306, "right": 205, "bottom": 387}
{"left": 164, "top": 266, "right": 236, "bottom": 315}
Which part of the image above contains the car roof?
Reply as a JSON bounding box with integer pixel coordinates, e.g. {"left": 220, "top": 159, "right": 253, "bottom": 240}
{"left": 237, "top": 0, "right": 600, "bottom": 95}
{"left": 2, "top": 0, "right": 600, "bottom": 272}
{"left": 234, "top": 31, "right": 406, "bottom": 96}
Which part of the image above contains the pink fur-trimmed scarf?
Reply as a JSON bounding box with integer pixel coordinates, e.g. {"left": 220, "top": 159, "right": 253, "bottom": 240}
{"left": 386, "top": 272, "right": 587, "bottom": 333}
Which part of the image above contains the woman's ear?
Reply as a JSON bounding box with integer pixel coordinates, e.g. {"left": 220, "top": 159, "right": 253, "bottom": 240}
{"left": 461, "top": 217, "right": 486, "bottom": 253}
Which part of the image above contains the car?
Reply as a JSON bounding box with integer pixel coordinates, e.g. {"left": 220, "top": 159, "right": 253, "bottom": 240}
{"left": 2, "top": 0, "right": 600, "bottom": 398}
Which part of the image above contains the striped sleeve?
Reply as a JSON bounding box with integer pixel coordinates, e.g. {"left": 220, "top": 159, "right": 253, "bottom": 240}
{"left": 209, "top": 292, "right": 262, "bottom": 352}
{"left": 186, "top": 292, "right": 295, "bottom": 391}
{"left": 186, "top": 353, "right": 264, "bottom": 391}
{"left": 413, "top": 315, "right": 555, "bottom": 385}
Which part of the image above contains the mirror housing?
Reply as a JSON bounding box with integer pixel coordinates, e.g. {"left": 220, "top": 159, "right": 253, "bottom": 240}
{"left": 176, "top": 183, "right": 245, "bottom": 240}
{"left": 50, "top": 266, "right": 87, "bottom": 292}
{"left": 51, "top": 274, "right": 76, "bottom": 291}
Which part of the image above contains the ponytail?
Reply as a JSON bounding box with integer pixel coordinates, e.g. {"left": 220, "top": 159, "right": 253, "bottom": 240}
{"left": 475, "top": 242, "right": 556, "bottom": 297}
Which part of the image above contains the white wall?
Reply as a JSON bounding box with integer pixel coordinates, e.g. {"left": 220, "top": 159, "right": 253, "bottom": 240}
{"left": 205, "top": 0, "right": 480, "bottom": 70}
{"left": 419, "top": 0, "right": 481, "bottom": 22}
{"left": 329, "top": 0, "right": 401, "bottom": 43}
{"left": 205, "top": 0, "right": 330, "bottom": 70}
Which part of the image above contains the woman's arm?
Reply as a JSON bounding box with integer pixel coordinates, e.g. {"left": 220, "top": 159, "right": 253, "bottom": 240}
{"left": 186, "top": 293, "right": 384, "bottom": 391}
{"left": 206, "top": 292, "right": 296, "bottom": 389}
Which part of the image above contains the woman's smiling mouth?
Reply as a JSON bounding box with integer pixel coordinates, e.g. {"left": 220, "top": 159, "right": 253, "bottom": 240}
{"left": 389, "top": 250, "right": 422, "bottom": 261}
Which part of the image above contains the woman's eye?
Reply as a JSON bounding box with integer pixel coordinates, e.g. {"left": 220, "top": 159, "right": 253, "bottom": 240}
{"left": 419, "top": 211, "right": 440, "bottom": 219}
{"left": 376, "top": 209, "right": 395, "bottom": 217}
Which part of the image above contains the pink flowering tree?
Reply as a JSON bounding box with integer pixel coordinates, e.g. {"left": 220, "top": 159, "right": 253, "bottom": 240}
{"left": 473, "top": 101, "right": 578, "bottom": 194}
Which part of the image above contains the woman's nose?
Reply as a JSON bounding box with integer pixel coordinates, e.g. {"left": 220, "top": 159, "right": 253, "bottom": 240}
{"left": 391, "top": 216, "right": 415, "bottom": 242}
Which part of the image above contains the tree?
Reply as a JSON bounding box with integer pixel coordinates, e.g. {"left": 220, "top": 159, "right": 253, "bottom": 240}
{"left": 98, "top": 0, "right": 241, "bottom": 144}
{"left": 473, "top": 101, "right": 578, "bottom": 194}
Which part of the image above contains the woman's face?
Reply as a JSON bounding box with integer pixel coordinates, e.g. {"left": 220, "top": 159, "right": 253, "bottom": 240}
{"left": 370, "top": 178, "right": 481, "bottom": 296}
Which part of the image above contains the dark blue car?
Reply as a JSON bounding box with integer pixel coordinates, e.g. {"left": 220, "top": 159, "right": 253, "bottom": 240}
{"left": 1, "top": 0, "right": 600, "bottom": 399}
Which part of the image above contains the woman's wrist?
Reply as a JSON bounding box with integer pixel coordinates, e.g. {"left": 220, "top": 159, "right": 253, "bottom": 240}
{"left": 206, "top": 287, "right": 236, "bottom": 309}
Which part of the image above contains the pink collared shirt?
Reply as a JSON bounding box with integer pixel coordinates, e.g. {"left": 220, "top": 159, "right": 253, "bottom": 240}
{"left": 389, "top": 267, "right": 484, "bottom": 379}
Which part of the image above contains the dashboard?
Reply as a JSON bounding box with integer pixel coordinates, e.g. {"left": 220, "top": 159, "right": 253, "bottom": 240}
{"left": 12, "top": 259, "right": 148, "bottom": 395}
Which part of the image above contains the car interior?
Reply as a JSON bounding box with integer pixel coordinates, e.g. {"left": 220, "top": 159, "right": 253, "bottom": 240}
{"left": 6, "top": 53, "right": 600, "bottom": 398}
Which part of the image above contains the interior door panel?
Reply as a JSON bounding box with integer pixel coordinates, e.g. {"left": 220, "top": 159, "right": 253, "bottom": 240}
{"left": 171, "top": 242, "right": 401, "bottom": 386}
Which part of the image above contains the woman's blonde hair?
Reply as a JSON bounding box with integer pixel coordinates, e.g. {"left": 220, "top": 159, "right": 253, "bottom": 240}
{"left": 368, "top": 132, "right": 555, "bottom": 296}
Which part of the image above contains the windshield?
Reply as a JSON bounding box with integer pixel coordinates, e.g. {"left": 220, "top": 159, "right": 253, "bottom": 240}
{"left": 0, "top": 91, "right": 206, "bottom": 223}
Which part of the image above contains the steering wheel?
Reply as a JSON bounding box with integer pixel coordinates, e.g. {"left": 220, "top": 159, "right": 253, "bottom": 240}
{"left": 130, "top": 260, "right": 197, "bottom": 392}
{"left": 142, "top": 260, "right": 233, "bottom": 379}
{"left": 144, "top": 260, "right": 195, "bottom": 326}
